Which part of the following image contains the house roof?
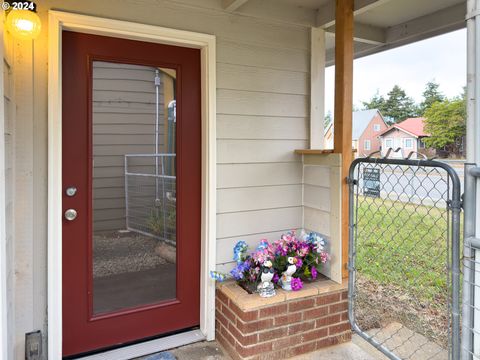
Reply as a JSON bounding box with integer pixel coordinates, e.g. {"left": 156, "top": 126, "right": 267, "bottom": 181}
{"left": 324, "top": 109, "right": 384, "bottom": 140}
{"left": 352, "top": 109, "right": 381, "bottom": 140}
{"left": 379, "top": 117, "right": 430, "bottom": 138}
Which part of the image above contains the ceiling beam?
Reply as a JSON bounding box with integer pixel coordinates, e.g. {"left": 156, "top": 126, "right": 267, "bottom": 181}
{"left": 222, "top": 0, "right": 249, "bottom": 12}
{"left": 385, "top": 2, "right": 465, "bottom": 47}
{"left": 326, "top": 22, "right": 386, "bottom": 45}
{"left": 316, "top": 0, "right": 393, "bottom": 28}
{"left": 325, "top": 2, "right": 466, "bottom": 66}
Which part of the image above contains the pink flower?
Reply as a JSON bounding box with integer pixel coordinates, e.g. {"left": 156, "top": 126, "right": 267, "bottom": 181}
{"left": 319, "top": 251, "right": 330, "bottom": 264}
{"left": 291, "top": 277, "right": 303, "bottom": 291}
{"left": 311, "top": 266, "right": 317, "bottom": 280}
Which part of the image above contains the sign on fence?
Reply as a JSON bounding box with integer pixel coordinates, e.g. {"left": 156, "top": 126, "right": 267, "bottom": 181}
{"left": 363, "top": 168, "right": 380, "bottom": 198}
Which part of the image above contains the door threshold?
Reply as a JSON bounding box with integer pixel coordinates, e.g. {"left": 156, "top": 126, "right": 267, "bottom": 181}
{"left": 75, "top": 330, "right": 206, "bottom": 360}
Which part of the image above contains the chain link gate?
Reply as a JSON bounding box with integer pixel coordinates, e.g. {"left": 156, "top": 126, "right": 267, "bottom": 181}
{"left": 348, "top": 155, "right": 462, "bottom": 360}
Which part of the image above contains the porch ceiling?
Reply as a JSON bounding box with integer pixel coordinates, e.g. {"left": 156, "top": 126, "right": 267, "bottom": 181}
{"left": 215, "top": 0, "right": 467, "bottom": 64}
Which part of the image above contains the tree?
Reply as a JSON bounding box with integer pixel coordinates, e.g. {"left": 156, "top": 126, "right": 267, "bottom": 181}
{"left": 419, "top": 81, "right": 445, "bottom": 115}
{"left": 362, "top": 86, "right": 418, "bottom": 123}
{"left": 423, "top": 97, "right": 466, "bottom": 155}
{"left": 384, "top": 85, "right": 418, "bottom": 123}
{"left": 324, "top": 111, "right": 332, "bottom": 128}
{"left": 362, "top": 90, "right": 387, "bottom": 113}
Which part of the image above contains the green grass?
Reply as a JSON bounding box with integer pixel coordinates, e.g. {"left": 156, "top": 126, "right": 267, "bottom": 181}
{"left": 355, "top": 196, "right": 459, "bottom": 306}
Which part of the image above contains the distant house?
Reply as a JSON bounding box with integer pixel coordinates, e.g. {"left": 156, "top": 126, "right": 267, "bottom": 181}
{"left": 378, "top": 117, "right": 433, "bottom": 158}
{"left": 324, "top": 109, "right": 388, "bottom": 156}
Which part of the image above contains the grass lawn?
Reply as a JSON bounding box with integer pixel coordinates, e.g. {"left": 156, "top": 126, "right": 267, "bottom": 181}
{"left": 355, "top": 195, "right": 459, "bottom": 306}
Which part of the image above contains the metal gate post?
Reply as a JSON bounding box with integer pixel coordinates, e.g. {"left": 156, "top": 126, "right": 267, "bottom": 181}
{"left": 462, "top": 163, "right": 477, "bottom": 360}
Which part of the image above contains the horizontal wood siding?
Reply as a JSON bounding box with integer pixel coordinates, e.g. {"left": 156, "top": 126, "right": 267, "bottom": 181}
{"left": 215, "top": 28, "right": 309, "bottom": 269}
{"left": 303, "top": 155, "right": 343, "bottom": 283}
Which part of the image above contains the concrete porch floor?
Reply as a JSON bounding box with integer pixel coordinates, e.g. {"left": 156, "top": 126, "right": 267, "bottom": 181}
{"left": 134, "top": 335, "right": 386, "bottom": 360}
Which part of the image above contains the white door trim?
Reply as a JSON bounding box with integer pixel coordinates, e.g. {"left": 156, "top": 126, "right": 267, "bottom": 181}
{"left": 48, "top": 10, "right": 216, "bottom": 359}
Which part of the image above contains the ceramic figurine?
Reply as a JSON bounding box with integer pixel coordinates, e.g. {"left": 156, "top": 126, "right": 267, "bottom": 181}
{"left": 280, "top": 257, "right": 298, "bottom": 291}
{"left": 257, "top": 260, "right": 276, "bottom": 298}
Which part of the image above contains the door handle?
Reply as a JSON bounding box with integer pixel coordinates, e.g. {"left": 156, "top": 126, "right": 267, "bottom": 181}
{"left": 65, "top": 209, "right": 78, "bottom": 221}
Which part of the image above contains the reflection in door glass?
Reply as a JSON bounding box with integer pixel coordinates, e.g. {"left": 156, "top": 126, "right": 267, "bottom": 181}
{"left": 92, "top": 61, "right": 176, "bottom": 315}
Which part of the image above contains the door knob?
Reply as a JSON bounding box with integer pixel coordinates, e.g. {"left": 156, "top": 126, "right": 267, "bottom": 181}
{"left": 64, "top": 209, "right": 78, "bottom": 221}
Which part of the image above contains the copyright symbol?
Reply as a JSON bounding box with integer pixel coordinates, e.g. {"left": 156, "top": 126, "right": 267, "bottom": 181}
{"left": 1, "top": 2, "right": 10, "bottom": 10}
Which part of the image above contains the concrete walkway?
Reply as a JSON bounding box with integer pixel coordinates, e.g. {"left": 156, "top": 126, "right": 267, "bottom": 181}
{"left": 135, "top": 335, "right": 383, "bottom": 360}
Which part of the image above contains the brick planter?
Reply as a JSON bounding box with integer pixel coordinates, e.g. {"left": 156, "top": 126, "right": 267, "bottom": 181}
{"left": 215, "top": 280, "right": 351, "bottom": 360}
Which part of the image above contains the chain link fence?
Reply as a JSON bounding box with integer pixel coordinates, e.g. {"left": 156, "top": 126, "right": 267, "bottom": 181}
{"left": 348, "top": 156, "right": 462, "bottom": 360}
{"left": 125, "top": 154, "right": 176, "bottom": 245}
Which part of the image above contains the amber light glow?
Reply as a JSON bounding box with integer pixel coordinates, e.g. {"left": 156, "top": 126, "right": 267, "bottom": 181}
{"left": 6, "top": 9, "right": 41, "bottom": 40}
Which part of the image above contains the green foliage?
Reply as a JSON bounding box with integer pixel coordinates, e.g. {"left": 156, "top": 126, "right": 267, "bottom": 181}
{"left": 419, "top": 80, "right": 445, "bottom": 115}
{"left": 362, "top": 86, "right": 418, "bottom": 123}
{"left": 147, "top": 206, "right": 176, "bottom": 240}
{"left": 324, "top": 110, "right": 332, "bottom": 128}
{"left": 423, "top": 98, "right": 466, "bottom": 154}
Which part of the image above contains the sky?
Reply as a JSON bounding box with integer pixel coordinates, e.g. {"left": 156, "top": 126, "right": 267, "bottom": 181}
{"left": 324, "top": 28, "right": 467, "bottom": 116}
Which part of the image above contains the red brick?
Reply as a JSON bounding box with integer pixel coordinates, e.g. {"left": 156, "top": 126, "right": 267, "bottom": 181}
{"left": 304, "top": 305, "right": 329, "bottom": 319}
{"left": 230, "top": 301, "right": 259, "bottom": 322}
{"left": 250, "top": 349, "right": 290, "bottom": 360}
{"left": 258, "top": 327, "right": 288, "bottom": 342}
{"left": 316, "top": 292, "right": 340, "bottom": 306}
{"left": 236, "top": 318, "right": 274, "bottom": 334}
{"left": 329, "top": 322, "right": 351, "bottom": 335}
{"left": 274, "top": 312, "right": 302, "bottom": 326}
{"left": 315, "top": 314, "right": 341, "bottom": 328}
{"left": 216, "top": 310, "right": 230, "bottom": 328}
{"left": 329, "top": 301, "right": 348, "bottom": 314}
{"left": 288, "top": 298, "right": 315, "bottom": 312}
{"left": 316, "top": 336, "right": 335, "bottom": 349}
{"left": 228, "top": 322, "right": 258, "bottom": 346}
{"left": 259, "top": 303, "right": 288, "bottom": 318}
{"left": 288, "top": 320, "right": 315, "bottom": 335}
{"left": 341, "top": 312, "right": 348, "bottom": 321}
{"left": 216, "top": 290, "right": 230, "bottom": 307}
{"left": 341, "top": 290, "right": 348, "bottom": 300}
{"left": 219, "top": 323, "right": 237, "bottom": 347}
{"left": 222, "top": 304, "right": 237, "bottom": 323}
{"left": 302, "top": 327, "right": 329, "bottom": 343}
{"left": 288, "top": 340, "right": 316, "bottom": 357}
{"left": 236, "top": 341, "right": 273, "bottom": 358}
{"left": 272, "top": 333, "right": 303, "bottom": 351}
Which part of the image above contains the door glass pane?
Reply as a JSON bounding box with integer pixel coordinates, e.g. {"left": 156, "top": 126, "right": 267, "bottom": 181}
{"left": 92, "top": 61, "right": 177, "bottom": 315}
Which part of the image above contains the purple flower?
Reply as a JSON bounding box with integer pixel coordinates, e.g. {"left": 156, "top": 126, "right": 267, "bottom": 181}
{"left": 311, "top": 266, "right": 317, "bottom": 280}
{"left": 272, "top": 273, "right": 279, "bottom": 283}
{"left": 295, "top": 258, "right": 303, "bottom": 268}
{"left": 291, "top": 277, "right": 303, "bottom": 291}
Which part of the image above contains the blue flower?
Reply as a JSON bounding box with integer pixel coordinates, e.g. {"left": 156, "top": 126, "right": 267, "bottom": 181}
{"left": 229, "top": 261, "right": 251, "bottom": 281}
{"left": 233, "top": 241, "right": 248, "bottom": 264}
{"left": 210, "top": 270, "right": 229, "bottom": 282}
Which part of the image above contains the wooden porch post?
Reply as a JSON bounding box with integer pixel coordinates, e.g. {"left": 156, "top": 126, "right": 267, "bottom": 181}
{"left": 333, "top": 0, "right": 354, "bottom": 278}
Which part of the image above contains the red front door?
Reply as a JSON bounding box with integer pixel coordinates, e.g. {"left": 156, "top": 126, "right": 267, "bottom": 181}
{"left": 62, "top": 31, "right": 201, "bottom": 356}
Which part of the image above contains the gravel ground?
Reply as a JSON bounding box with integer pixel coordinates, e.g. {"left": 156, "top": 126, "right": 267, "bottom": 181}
{"left": 93, "top": 231, "right": 167, "bottom": 277}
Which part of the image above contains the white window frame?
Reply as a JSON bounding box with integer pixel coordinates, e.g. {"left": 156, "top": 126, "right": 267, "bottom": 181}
{"left": 385, "top": 138, "right": 393, "bottom": 148}
{"left": 48, "top": 11, "right": 216, "bottom": 359}
{"left": 404, "top": 138, "right": 414, "bottom": 149}
{"left": 373, "top": 124, "right": 381, "bottom": 132}
{"left": 364, "top": 139, "right": 371, "bottom": 151}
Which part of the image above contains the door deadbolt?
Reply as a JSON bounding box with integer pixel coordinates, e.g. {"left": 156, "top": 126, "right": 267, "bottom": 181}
{"left": 64, "top": 209, "right": 78, "bottom": 221}
{"left": 66, "top": 187, "right": 77, "bottom": 197}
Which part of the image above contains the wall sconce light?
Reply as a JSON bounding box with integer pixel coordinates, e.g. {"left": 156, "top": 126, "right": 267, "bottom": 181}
{"left": 5, "top": 9, "right": 41, "bottom": 40}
